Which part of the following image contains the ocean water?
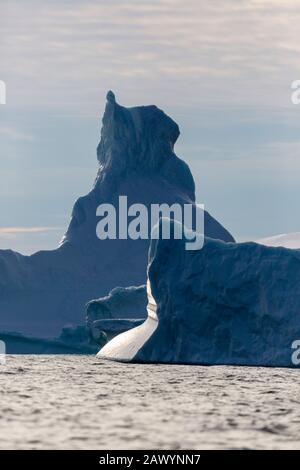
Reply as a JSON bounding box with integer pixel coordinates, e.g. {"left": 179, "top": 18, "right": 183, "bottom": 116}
{"left": 0, "top": 355, "right": 300, "bottom": 450}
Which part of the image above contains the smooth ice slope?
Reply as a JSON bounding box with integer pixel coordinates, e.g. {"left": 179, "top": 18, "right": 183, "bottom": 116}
{"left": 98, "top": 220, "right": 300, "bottom": 367}
{"left": 0, "top": 92, "right": 233, "bottom": 340}
{"left": 257, "top": 232, "right": 300, "bottom": 249}
{"left": 98, "top": 281, "right": 158, "bottom": 361}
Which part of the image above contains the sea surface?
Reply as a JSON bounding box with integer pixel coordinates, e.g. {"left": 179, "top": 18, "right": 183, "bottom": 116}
{"left": 0, "top": 355, "right": 300, "bottom": 450}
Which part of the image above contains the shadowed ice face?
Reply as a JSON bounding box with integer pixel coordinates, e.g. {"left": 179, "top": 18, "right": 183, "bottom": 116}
{"left": 97, "top": 91, "right": 180, "bottom": 174}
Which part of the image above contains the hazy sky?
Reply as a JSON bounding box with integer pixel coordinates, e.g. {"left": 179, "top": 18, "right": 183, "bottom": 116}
{"left": 0, "top": 0, "right": 300, "bottom": 254}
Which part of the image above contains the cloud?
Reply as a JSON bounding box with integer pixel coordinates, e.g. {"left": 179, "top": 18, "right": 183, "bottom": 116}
{"left": 0, "top": 226, "right": 61, "bottom": 239}
{"left": 0, "top": 127, "right": 35, "bottom": 142}
{"left": 1, "top": 0, "right": 299, "bottom": 111}
{"left": 0, "top": 227, "right": 61, "bottom": 233}
{"left": 0, "top": 226, "right": 64, "bottom": 253}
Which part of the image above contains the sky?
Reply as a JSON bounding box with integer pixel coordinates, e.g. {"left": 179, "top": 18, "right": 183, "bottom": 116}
{"left": 0, "top": 0, "right": 300, "bottom": 254}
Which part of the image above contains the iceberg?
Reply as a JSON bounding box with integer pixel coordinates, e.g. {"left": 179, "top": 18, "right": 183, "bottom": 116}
{"left": 1, "top": 328, "right": 99, "bottom": 354}
{"left": 98, "top": 219, "right": 300, "bottom": 367}
{"left": 0, "top": 92, "right": 234, "bottom": 343}
{"left": 86, "top": 285, "right": 147, "bottom": 325}
{"left": 86, "top": 285, "right": 147, "bottom": 344}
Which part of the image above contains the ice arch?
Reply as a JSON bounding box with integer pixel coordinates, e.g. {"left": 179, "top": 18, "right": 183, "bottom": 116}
{"left": 97, "top": 280, "right": 158, "bottom": 361}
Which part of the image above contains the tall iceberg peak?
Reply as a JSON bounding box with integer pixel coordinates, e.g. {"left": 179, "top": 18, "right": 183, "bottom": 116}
{"left": 95, "top": 91, "right": 194, "bottom": 198}
{"left": 0, "top": 93, "right": 234, "bottom": 344}
{"left": 106, "top": 89, "right": 116, "bottom": 103}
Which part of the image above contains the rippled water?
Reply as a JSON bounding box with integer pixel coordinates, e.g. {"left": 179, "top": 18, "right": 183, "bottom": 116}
{"left": 0, "top": 355, "right": 300, "bottom": 449}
